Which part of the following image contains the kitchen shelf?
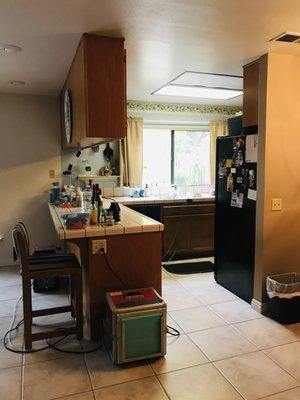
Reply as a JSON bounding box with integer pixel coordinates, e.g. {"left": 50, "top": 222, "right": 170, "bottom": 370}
{"left": 77, "top": 175, "right": 120, "bottom": 181}
{"left": 77, "top": 175, "right": 120, "bottom": 180}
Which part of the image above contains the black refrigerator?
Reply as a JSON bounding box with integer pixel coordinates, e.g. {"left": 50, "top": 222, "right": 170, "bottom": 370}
{"left": 214, "top": 134, "right": 258, "bottom": 304}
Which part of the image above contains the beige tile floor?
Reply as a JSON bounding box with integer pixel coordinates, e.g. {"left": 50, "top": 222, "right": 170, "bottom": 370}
{"left": 0, "top": 265, "right": 299, "bottom": 399}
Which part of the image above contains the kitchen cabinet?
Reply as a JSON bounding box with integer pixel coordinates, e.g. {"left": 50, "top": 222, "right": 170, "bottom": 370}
{"left": 163, "top": 202, "right": 215, "bottom": 260}
{"left": 127, "top": 204, "right": 163, "bottom": 223}
{"left": 61, "top": 34, "right": 126, "bottom": 149}
{"left": 126, "top": 201, "right": 215, "bottom": 260}
{"left": 243, "top": 59, "right": 259, "bottom": 128}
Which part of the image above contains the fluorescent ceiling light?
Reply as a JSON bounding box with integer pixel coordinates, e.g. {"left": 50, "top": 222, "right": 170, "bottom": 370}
{"left": 153, "top": 84, "right": 242, "bottom": 100}
{"left": 171, "top": 71, "right": 242, "bottom": 90}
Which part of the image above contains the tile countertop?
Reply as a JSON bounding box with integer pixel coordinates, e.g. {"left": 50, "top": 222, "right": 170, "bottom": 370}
{"left": 48, "top": 200, "right": 164, "bottom": 240}
{"left": 105, "top": 195, "right": 215, "bottom": 205}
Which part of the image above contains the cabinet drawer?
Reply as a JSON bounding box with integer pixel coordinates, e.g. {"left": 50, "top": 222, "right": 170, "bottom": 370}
{"left": 163, "top": 203, "right": 214, "bottom": 216}
{"left": 163, "top": 206, "right": 188, "bottom": 217}
{"left": 188, "top": 204, "right": 215, "bottom": 215}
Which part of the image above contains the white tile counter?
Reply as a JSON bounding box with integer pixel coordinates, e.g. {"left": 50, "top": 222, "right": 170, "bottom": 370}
{"left": 106, "top": 195, "right": 215, "bottom": 205}
{"left": 48, "top": 199, "right": 164, "bottom": 240}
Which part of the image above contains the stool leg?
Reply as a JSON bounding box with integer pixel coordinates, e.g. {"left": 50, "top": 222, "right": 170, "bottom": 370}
{"left": 74, "top": 271, "right": 83, "bottom": 340}
{"left": 70, "top": 275, "right": 75, "bottom": 318}
{"left": 22, "top": 275, "right": 32, "bottom": 350}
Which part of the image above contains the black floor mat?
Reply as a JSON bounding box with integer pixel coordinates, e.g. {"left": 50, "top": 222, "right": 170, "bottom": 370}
{"left": 163, "top": 260, "right": 214, "bottom": 275}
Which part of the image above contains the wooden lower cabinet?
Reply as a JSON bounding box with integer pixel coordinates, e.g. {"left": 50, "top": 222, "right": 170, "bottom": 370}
{"left": 163, "top": 202, "right": 214, "bottom": 260}
{"left": 67, "top": 231, "right": 162, "bottom": 340}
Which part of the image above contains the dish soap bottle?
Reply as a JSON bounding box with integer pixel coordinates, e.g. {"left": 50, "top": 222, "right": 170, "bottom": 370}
{"left": 90, "top": 197, "right": 98, "bottom": 225}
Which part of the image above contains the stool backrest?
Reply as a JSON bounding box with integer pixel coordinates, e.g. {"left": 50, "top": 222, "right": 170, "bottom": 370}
{"left": 12, "top": 225, "right": 29, "bottom": 274}
{"left": 17, "top": 221, "right": 30, "bottom": 250}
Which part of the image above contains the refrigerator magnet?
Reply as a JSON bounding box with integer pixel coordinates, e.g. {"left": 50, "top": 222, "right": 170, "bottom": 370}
{"left": 236, "top": 176, "right": 243, "bottom": 184}
{"left": 218, "top": 162, "right": 227, "bottom": 178}
{"left": 226, "top": 173, "right": 234, "bottom": 192}
{"left": 233, "top": 138, "right": 245, "bottom": 168}
{"left": 233, "top": 150, "right": 244, "bottom": 168}
{"left": 248, "top": 189, "right": 257, "bottom": 201}
{"left": 249, "top": 170, "right": 255, "bottom": 188}
{"left": 231, "top": 168, "right": 236, "bottom": 174}
{"left": 246, "top": 135, "right": 258, "bottom": 163}
{"left": 231, "top": 191, "right": 244, "bottom": 208}
{"left": 225, "top": 159, "right": 233, "bottom": 168}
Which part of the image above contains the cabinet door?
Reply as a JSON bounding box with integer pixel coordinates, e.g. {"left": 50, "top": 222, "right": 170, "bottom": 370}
{"left": 243, "top": 60, "right": 259, "bottom": 128}
{"left": 163, "top": 203, "right": 215, "bottom": 259}
{"left": 61, "top": 34, "right": 126, "bottom": 149}
{"left": 163, "top": 215, "right": 190, "bottom": 258}
{"left": 85, "top": 34, "right": 126, "bottom": 141}
{"left": 61, "top": 39, "right": 86, "bottom": 148}
{"left": 190, "top": 213, "right": 214, "bottom": 254}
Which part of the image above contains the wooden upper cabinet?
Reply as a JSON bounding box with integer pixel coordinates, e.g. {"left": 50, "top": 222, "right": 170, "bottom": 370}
{"left": 243, "top": 59, "right": 259, "bottom": 128}
{"left": 61, "top": 34, "right": 126, "bottom": 149}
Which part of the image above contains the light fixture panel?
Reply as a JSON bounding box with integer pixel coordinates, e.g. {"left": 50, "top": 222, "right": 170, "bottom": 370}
{"left": 171, "top": 71, "right": 242, "bottom": 90}
{"left": 153, "top": 84, "right": 242, "bottom": 100}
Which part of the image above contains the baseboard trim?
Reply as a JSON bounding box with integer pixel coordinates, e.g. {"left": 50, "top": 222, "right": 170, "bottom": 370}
{"left": 0, "top": 262, "right": 18, "bottom": 268}
{"left": 251, "top": 298, "right": 270, "bottom": 314}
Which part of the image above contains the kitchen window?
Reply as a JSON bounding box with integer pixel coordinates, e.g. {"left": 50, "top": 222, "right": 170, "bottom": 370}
{"left": 143, "top": 128, "right": 211, "bottom": 186}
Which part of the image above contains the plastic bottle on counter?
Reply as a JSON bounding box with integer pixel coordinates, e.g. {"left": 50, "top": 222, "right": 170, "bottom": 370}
{"left": 50, "top": 182, "right": 60, "bottom": 203}
{"left": 76, "top": 188, "right": 83, "bottom": 208}
{"left": 97, "top": 188, "right": 103, "bottom": 223}
{"left": 100, "top": 208, "right": 106, "bottom": 224}
{"left": 82, "top": 185, "right": 93, "bottom": 212}
{"left": 106, "top": 211, "right": 114, "bottom": 226}
{"left": 145, "top": 184, "right": 150, "bottom": 197}
{"left": 90, "top": 197, "right": 98, "bottom": 225}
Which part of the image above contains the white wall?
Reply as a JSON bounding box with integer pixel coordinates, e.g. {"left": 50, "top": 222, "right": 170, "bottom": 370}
{"left": 0, "top": 93, "right": 61, "bottom": 266}
{"left": 61, "top": 141, "right": 119, "bottom": 188}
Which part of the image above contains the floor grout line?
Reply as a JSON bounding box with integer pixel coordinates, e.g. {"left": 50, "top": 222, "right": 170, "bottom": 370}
{"left": 257, "top": 384, "right": 300, "bottom": 399}
{"left": 82, "top": 345, "right": 96, "bottom": 398}
{"left": 1, "top": 266, "right": 300, "bottom": 400}
{"left": 154, "top": 374, "right": 172, "bottom": 400}
{"left": 50, "top": 389, "right": 95, "bottom": 400}
{"left": 261, "top": 347, "right": 300, "bottom": 384}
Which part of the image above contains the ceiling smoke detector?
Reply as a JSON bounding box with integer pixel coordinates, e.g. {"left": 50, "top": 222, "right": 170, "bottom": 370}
{"left": 0, "top": 44, "right": 22, "bottom": 53}
{"left": 270, "top": 32, "right": 300, "bottom": 43}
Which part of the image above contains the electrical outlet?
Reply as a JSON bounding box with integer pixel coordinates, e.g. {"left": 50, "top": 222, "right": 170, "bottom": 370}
{"left": 92, "top": 239, "right": 107, "bottom": 254}
{"left": 49, "top": 170, "right": 55, "bottom": 179}
{"left": 272, "top": 198, "right": 282, "bottom": 211}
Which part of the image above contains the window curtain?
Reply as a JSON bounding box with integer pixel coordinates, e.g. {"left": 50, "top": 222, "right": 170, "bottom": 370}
{"left": 119, "top": 117, "right": 143, "bottom": 187}
{"left": 210, "top": 121, "right": 228, "bottom": 185}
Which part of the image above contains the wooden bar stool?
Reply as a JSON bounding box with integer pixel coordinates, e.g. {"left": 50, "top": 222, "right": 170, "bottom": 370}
{"left": 12, "top": 224, "right": 83, "bottom": 350}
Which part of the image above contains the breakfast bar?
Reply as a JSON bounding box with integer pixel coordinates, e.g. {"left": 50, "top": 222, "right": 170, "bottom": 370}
{"left": 49, "top": 201, "right": 164, "bottom": 340}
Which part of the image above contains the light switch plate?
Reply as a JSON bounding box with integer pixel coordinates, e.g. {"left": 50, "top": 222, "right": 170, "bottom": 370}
{"left": 49, "top": 170, "right": 55, "bottom": 179}
{"left": 272, "top": 198, "right": 282, "bottom": 211}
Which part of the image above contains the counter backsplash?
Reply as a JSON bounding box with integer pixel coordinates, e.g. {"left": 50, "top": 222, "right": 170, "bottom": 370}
{"left": 102, "top": 185, "right": 214, "bottom": 198}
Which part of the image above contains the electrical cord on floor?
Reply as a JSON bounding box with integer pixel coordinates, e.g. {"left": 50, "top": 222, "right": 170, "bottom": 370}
{"left": 99, "top": 249, "right": 181, "bottom": 338}
{"left": 4, "top": 320, "right": 68, "bottom": 354}
{"left": 166, "top": 325, "right": 181, "bottom": 337}
{"left": 6, "top": 281, "right": 34, "bottom": 349}
{"left": 3, "top": 280, "right": 102, "bottom": 355}
{"left": 46, "top": 338, "right": 102, "bottom": 354}
{"left": 4, "top": 318, "right": 103, "bottom": 355}
{"left": 100, "top": 249, "right": 127, "bottom": 289}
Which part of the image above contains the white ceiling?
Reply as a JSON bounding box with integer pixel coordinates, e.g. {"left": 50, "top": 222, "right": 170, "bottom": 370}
{"left": 1, "top": 0, "right": 300, "bottom": 105}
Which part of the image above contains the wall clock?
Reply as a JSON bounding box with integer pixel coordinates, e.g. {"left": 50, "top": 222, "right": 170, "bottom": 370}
{"left": 64, "top": 89, "right": 72, "bottom": 143}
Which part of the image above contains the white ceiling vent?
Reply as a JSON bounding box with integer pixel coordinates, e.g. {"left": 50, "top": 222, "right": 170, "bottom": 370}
{"left": 270, "top": 32, "right": 300, "bottom": 43}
